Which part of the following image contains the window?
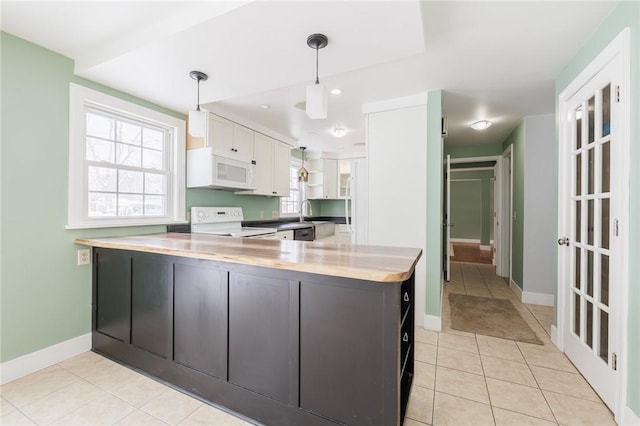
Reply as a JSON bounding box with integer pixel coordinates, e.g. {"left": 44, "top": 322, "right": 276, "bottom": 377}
{"left": 280, "top": 159, "right": 303, "bottom": 216}
{"left": 67, "top": 84, "right": 186, "bottom": 228}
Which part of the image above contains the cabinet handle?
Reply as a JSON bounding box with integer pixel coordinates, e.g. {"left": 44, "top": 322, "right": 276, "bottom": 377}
{"left": 403, "top": 332, "right": 409, "bottom": 342}
{"left": 403, "top": 292, "right": 410, "bottom": 302}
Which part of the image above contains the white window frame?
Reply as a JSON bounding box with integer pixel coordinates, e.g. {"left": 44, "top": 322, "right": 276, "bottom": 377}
{"left": 67, "top": 83, "right": 186, "bottom": 229}
{"left": 280, "top": 157, "right": 304, "bottom": 217}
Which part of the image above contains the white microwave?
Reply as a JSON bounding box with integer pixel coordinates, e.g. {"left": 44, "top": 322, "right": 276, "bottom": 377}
{"left": 187, "top": 148, "right": 256, "bottom": 190}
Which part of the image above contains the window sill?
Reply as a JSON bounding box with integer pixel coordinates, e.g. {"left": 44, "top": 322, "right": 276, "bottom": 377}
{"left": 66, "top": 219, "right": 188, "bottom": 230}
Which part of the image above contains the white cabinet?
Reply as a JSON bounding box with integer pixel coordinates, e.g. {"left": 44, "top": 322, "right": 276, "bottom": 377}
{"left": 237, "top": 133, "right": 290, "bottom": 197}
{"left": 307, "top": 158, "right": 338, "bottom": 199}
{"left": 207, "top": 114, "right": 253, "bottom": 162}
{"left": 338, "top": 159, "right": 351, "bottom": 198}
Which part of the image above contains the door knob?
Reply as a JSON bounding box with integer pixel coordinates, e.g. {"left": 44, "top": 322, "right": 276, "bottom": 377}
{"left": 557, "top": 237, "right": 570, "bottom": 246}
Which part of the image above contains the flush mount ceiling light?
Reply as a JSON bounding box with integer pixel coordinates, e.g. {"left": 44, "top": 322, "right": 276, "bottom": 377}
{"left": 306, "top": 33, "right": 328, "bottom": 119}
{"left": 470, "top": 120, "right": 492, "bottom": 131}
{"left": 332, "top": 127, "right": 347, "bottom": 138}
{"left": 259, "top": 104, "right": 271, "bottom": 109}
{"left": 330, "top": 88, "right": 343, "bottom": 95}
{"left": 188, "top": 71, "right": 208, "bottom": 138}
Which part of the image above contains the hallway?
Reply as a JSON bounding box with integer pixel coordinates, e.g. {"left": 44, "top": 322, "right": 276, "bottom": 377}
{"left": 405, "top": 261, "right": 615, "bottom": 425}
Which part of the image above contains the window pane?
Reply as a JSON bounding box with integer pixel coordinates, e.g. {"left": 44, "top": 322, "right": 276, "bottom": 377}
{"left": 587, "top": 148, "right": 594, "bottom": 194}
{"left": 86, "top": 137, "right": 114, "bottom": 163}
{"left": 588, "top": 96, "right": 595, "bottom": 143}
{"left": 143, "top": 148, "right": 163, "bottom": 170}
{"left": 575, "top": 109, "right": 582, "bottom": 149}
{"left": 86, "top": 112, "right": 114, "bottom": 139}
{"left": 118, "top": 194, "right": 143, "bottom": 216}
{"left": 145, "top": 173, "right": 166, "bottom": 195}
{"left": 600, "top": 255, "right": 609, "bottom": 306}
{"left": 601, "top": 142, "right": 610, "bottom": 193}
{"left": 587, "top": 251, "right": 594, "bottom": 297}
{"left": 88, "top": 192, "right": 116, "bottom": 217}
{"left": 574, "top": 248, "right": 581, "bottom": 289}
{"left": 119, "top": 170, "right": 143, "bottom": 194}
{"left": 575, "top": 154, "right": 582, "bottom": 195}
{"left": 587, "top": 200, "right": 594, "bottom": 245}
{"left": 602, "top": 84, "right": 611, "bottom": 137}
{"left": 575, "top": 201, "right": 581, "bottom": 243}
{"left": 117, "top": 121, "right": 142, "bottom": 145}
{"left": 599, "top": 310, "right": 609, "bottom": 362}
{"left": 573, "top": 292, "right": 581, "bottom": 337}
{"left": 586, "top": 301, "right": 593, "bottom": 348}
{"left": 88, "top": 166, "right": 116, "bottom": 192}
{"left": 601, "top": 198, "right": 610, "bottom": 249}
{"left": 117, "top": 143, "right": 141, "bottom": 167}
{"left": 143, "top": 128, "right": 163, "bottom": 150}
{"left": 144, "top": 195, "right": 165, "bottom": 216}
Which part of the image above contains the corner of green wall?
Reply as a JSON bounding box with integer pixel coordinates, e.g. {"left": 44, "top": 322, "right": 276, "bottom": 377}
{"left": 426, "top": 90, "right": 442, "bottom": 318}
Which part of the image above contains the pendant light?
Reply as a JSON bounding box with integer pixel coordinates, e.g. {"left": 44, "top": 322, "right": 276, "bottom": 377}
{"left": 298, "top": 146, "right": 309, "bottom": 182}
{"left": 306, "top": 34, "right": 328, "bottom": 119}
{"left": 188, "top": 71, "right": 208, "bottom": 138}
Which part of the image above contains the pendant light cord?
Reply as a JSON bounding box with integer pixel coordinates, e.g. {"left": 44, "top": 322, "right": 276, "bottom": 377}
{"left": 196, "top": 79, "right": 201, "bottom": 112}
{"left": 315, "top": 47, "right": 320, "bottom": 85}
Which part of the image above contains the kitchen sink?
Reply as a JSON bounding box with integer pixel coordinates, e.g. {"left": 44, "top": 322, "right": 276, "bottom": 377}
{"left": 309, "top": 221, "right": 335, "bottom": 240}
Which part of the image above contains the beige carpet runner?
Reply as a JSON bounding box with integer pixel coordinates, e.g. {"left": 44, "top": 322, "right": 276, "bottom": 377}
{"left": 448, "top": 293, "right": 543, "bottom": 345}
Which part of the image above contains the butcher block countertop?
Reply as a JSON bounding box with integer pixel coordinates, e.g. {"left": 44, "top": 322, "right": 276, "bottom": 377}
{"left": 75, "top": 233, "right": 422, "bottom": 283}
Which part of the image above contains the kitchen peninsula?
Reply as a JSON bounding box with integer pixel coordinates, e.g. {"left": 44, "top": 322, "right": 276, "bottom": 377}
{"left": 76, "top": 233, "right": 421, "bottom": 426}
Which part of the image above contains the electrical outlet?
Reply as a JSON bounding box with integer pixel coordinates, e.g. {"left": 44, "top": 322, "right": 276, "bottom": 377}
{"left": 77, "top": 248, "right": 91, "bottom": 266}
{"left": 271, "top": 211, "right": 279, "bottom": 218}
{"left": 259, "top": 210, "right": 264, "bottom": 219}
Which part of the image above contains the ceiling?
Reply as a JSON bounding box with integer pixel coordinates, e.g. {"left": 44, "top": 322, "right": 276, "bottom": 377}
{"left": 1, "top": 1, "right": 619, "bottom": 154}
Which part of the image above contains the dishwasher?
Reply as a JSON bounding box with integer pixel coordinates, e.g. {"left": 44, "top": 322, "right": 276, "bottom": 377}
{"left": 293, "top": 226, "right": 315, "bottom": 241}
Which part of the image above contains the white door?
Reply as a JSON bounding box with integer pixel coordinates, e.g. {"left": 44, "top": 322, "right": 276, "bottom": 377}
{"left": 444, "top": 155, "right": 451, "bottom": 281}
{"left": 558, "top": 31, "right": 629, "bottom": 412}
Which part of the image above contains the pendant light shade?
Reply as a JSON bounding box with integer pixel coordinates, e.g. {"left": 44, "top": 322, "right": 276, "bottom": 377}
{"left": 305, "top": 34, "right": 328, "bottom": 120}
{"left": 298, "top": 147, "right": 309, "bottom": 182}
{"left": 188, "top": 71, "right": 208, "bottom": 138}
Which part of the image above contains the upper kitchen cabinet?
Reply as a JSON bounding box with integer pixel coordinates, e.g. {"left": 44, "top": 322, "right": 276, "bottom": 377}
{"left": 307, "top": 158, "right": 337, "bottom": 199}
{"left": 208, "top": 114, "right": 254, "bottom": 163}
{"left": 186, "top": 113, "right": 254, "bottom": 163}
{"left": 237, "top": 133, "right": 290, "bottom": 197}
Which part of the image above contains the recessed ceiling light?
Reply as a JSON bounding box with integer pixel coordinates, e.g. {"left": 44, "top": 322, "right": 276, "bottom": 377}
{"left": 471, "top": 120, "right": 492, "bottom": 131}
{"left": 330, "top": 88, "right": 343, "bottom": 95}
{"left": 333, "top": 127, "right": 347, "bottom": 138}
{"left": 259, "top": 104, "right": 271, "bottom": 109}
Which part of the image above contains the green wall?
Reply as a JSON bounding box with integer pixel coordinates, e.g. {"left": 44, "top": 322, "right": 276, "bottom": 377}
{"left": 445, "top": 141, "right": 503, "bottom": 159}
{"left": 425, "top": 90, "right": 442, "bottom": 317}
{"left": 0, "top": 32, "right": 284, "bottom": 363}
{"left": 502, "top": 122, "right": 525, "bottom": 290}
{"left": 555, "top": 0, "right": 639, "bottom": 416}
{"left": 450, "top": 170, "right": 494, "bottom": 245}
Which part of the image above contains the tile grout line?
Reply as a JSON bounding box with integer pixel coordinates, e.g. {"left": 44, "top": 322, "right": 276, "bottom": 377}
{"left": 476, "top": 332, "right": 498, "bottom": 426}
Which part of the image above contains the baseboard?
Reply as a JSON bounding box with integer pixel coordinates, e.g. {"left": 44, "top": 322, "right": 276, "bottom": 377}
{"left": 450, "top": 238, "right": 480, "bottom": 244}
{"left": 621, "top": 406, "right": 640, "bottom": 426}
{"left": 550, "top": 325, "right": 561, "bottom": 350}
{"left": 522, "top": 291, "right": 555, "bottom": 306}
{"left": 0, "top": 333, "right": 91, "bottom": 385}
{"left": 480, "top": 245, "right": 491, "bottom": 251}
{"left": 509, "top": 279, "right": 523, "bottom": 299}
{"left": 423, "top": 314, "right": 442, "bottom": 331}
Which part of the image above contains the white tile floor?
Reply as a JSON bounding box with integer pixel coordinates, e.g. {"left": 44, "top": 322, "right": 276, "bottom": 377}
{"left": 405, "top": 261, "right": 616, "bottom": 426}
{"left": 0, "top": 261, "right": 616, "bottom": 425}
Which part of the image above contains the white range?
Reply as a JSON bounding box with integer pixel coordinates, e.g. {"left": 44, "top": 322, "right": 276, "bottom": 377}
{"left": 190, "top": 207, "right": 277, "bottom": 238}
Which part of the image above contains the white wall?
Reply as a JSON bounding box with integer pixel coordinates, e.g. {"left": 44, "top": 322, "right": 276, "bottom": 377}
{"left": 365, "top": 96, "right": 427, "bottom": 326}
{"left": 523, "top": 114, "right": 557, "bottom": 301}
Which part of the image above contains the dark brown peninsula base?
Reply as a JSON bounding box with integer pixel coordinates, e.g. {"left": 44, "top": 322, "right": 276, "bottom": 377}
{"left": 91, "top": 248, "right": 415, "bottom": 426}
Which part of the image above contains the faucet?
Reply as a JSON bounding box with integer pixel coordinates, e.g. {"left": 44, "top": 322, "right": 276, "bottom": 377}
{"left": 299, "top": 199, "right": 312, "bottom": 223}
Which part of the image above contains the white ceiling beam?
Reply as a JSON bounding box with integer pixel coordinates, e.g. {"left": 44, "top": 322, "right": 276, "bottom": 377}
{"left": 74, "top": 1, "right": 253, "bottom": 73}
